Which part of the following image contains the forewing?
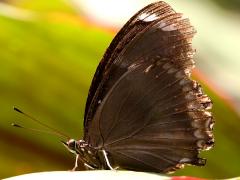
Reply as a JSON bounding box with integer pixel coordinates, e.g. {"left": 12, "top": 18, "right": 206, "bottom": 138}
{"left": 84, "top": 1, "right": 191, "bottom": 135}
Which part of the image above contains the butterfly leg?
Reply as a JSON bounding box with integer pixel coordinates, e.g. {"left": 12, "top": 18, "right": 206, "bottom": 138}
{"left": 71, "top": 154, "right": 79, "bottom": 171}
{"left": 101, "top": 150, "right": 115, "bottom": 170}
{"left": 84, "top": 163, "right": 96, "bottom": 170}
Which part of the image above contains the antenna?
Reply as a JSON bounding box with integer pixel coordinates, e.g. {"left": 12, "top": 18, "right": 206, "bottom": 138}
{"left": 13, "top": 106, "right": 70, "bottom": 140}
{"left": 12, "top": 123, "right": 68, "bottom": 139}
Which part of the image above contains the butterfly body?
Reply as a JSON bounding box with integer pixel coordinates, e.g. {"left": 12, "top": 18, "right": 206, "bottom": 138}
{"left": 65, "top": 1, "right": 214, "bottom": 173}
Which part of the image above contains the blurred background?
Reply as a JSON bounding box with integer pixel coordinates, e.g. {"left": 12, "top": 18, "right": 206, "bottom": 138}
{"left": 0, "top": 0, "right": 239, "bottom": 179}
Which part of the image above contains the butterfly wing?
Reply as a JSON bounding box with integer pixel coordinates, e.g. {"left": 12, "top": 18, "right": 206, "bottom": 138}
{"left": 84, "top": 1, "right": 214, "bottom": 172}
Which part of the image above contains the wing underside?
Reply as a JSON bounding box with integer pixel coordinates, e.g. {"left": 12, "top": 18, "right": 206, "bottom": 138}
{"left": 84, "top": 1, "right": 214, "bottom": 173}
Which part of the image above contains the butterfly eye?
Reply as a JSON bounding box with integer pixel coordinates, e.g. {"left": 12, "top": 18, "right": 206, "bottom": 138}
{"left": 68, "top": 139, "right": 76, "bottom": 149}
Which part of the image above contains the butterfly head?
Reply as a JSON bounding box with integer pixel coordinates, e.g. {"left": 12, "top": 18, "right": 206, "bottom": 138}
{"left": 62, "top": 139, "right": 87, "bottom": 155}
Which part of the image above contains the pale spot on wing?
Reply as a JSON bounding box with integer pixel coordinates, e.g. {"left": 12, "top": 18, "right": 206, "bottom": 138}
{"left": 162, "top": 24, "right": 177, "bottom": 31}
{"left": 144, "top": 65, "right": 153, "bottom": 73}
{"left": 194, "top": 130, "right": 205, "bottom": 139}
{"left": 138, "top": 12, "right": 158, "bottom": 22}
{"left": 204, "top": 111, "right": 212, "bottom": 117}
{"left": 158, "top": 22, "right": 166, "bottom": 28}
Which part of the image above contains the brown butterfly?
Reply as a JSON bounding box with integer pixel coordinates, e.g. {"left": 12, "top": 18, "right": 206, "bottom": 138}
{"left": 63, "top": 1, "right": 214, "bottom": 173}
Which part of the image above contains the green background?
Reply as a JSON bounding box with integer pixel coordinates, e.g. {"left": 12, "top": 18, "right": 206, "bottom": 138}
{"left": 0, "top": 0, "right": 239, "bottom": 179}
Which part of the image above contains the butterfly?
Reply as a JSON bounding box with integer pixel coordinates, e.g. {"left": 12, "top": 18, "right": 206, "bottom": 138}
{"left": 63, "top": 1, "right": 214, "bottom": 173}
